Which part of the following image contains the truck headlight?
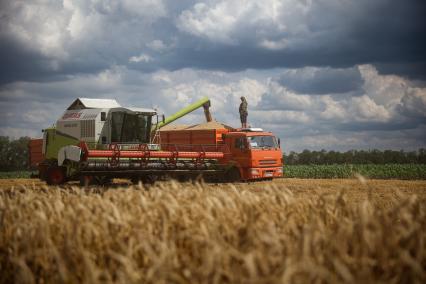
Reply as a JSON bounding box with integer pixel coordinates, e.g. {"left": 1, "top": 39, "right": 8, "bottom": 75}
{"left": 251, "top": 169, "right": 259, "bottom": 175}
{"left": 277, "top": 168, "right": 283, "bottom": 174}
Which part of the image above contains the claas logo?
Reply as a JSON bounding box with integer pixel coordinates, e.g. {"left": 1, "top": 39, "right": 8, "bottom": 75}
{"left": 62, "top": 112, "right": 82, "bottom": 120}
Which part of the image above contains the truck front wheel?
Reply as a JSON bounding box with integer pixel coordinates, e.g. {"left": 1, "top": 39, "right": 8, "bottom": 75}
{"left": 226, "top": 167, "right": 241, "bottom": 182}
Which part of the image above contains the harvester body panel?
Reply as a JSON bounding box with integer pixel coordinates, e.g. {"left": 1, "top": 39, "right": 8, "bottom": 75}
{"left": 43, "top": 128, "right": 79, "bottom": 160}
{"left": 57, "top": 107, "right": 156, "bottom": 145}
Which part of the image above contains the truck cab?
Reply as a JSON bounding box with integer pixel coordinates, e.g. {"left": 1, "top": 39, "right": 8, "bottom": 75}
{"left": 223, "top": 129, "right": 283, "bottom": 180}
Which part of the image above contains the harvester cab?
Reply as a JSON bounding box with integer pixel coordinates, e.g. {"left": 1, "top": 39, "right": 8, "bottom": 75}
{"left": 56, "top": 98, "right": 156, "bottom": 145}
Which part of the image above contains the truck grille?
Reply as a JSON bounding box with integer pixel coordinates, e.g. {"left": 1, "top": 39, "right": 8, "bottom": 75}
{"left": 259, "top": 159, "right": 277, "bottom": 165}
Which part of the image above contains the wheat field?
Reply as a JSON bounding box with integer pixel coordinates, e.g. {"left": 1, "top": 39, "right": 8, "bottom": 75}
{"left": 0, "top": 178, "right": 425, "bottom": 283}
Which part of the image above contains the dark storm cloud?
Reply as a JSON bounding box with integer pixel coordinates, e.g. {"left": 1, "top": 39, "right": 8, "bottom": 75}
{"left": 0, "top": 31, "right": 111, "bottom": 85}
{"left": 336, "top": 120, "right": 423, "bottom": 132}
{"left": 167, "top": 45, "right": 357, "bottom": 71}
{"left": 188, "top": 0, "right": 425, "bottom": 77}
{"left": 277, "top": 67, "right": 363, "bottom": 95}
{"left": 172, "top": 0, "right": 426, "bottom": 77}
{"left": 375, "top": 62, "right": 426, "bottom": 81}
{"left": 0, "top": 0, "right": 425, "bottom": 151}
{"left": 0, "top": 0, "right": 425, "bottom": 85}
{"left": 0, "top": 36, "right": 51, "bottom": 85}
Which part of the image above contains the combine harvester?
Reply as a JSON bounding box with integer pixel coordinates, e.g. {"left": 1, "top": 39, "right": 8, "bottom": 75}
{"left": 29, "top": 97, "right": 283, "bottom": 185}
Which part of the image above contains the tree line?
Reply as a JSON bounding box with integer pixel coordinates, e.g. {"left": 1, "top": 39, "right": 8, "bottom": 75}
{"left": 0, "top": 136, "right": 31, "bottom": 171}
{"left": 284, "top": 149, "right": 426, "bottom": 165}
{"left": 0, "top": 136, "right": 426, "bottom": 171}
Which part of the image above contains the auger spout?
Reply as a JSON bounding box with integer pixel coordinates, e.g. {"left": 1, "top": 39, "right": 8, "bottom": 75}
{"left": 155, "top": 97, "right": 212, "bottom": 130}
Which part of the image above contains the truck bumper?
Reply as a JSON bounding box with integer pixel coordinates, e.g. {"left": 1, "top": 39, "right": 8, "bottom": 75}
{"left": 246, "top": 167, "right": 283, "bottom": 180}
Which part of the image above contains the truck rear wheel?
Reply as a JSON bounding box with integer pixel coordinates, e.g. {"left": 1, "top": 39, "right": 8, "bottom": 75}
{"left": 226, "top": 167, "right": 241, "bottom": 182}
{"left": 46, "top": 166, "right": 66, "bottom": 185}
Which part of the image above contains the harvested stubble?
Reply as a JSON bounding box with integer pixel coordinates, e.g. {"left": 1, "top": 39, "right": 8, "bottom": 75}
{"left": 0, "top": 181, "right": 425, "bottom": 283}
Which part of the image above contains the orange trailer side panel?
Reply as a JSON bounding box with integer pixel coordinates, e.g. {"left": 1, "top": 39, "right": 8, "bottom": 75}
{"left": 160, "top": 129, "right": 229, "bottom": 145}
{"left": 28, "top": 139, "right": 44, "bottom": 167}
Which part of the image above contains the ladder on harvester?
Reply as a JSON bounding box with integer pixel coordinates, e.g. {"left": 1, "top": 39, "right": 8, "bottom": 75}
{"left": 151, "top": 127, "right": 161, "bottom": 145}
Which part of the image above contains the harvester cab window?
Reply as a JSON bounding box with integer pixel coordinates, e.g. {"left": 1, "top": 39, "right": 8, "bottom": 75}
{"left": 111, "top": 112, "right": 152, "bottom": 143}
{"left": 111, "top": 112, "right": 124, "bottom": 142}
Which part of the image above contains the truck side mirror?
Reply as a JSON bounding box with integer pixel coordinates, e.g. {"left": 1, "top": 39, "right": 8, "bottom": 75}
{"left": 278, "top": 138, "right": 281, "bottom": 147}
{"left": 162, "top": 114, "right": 165, "bottom": 123}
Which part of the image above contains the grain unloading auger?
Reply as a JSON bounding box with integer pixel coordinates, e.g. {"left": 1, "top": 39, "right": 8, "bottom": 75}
{"left": 29, "top": 97, "right": 283, "bottom": 185}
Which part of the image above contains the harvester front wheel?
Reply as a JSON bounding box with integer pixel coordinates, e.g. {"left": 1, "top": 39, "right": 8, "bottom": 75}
{"left": 46, "top": 166, "right": 66, "bottom": 185}
{"left": 80, "top": 175, "right": 112, "bottom": 186}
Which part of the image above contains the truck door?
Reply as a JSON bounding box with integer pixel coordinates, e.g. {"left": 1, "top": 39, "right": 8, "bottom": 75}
{"left": 231, "top": 136, "right": 251, "bottom": 169}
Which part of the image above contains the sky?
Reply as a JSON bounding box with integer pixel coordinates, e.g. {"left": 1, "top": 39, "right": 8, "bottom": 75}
{"left": 0, "top": 0, "right": 425, "bottom": 152}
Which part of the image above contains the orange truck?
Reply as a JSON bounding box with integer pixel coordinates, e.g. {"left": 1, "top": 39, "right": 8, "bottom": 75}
{"left": 159, "top": 122, "right": 283, "bottom": 181}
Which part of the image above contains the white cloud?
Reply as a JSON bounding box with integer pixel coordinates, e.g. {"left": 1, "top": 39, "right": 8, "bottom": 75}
{"left": 358, "top": 64, "right": 408, "bottom": 107}
{"left": 258, "top": 64, "right": 426, "bottom": 127}
{"left": 319, "top": 96, "right": 346, "bottom": 120}
{"left": 121, "top": 0, "right": 166, "bottom": 18}
{"left": 2, "top": 0, "right": 166, "bottom": 65}
{"left": 398, "top": 88, "right": 426, "bottom": 118}
{"left": 146, "top": 40, "right": 170, "bottom": 52}
{"left": 177, "top": 2, "right": 240, "bottom": 44}
{"left": 1, "top": 64, "right": 425, "bottom": 151}
{"left": 160, "top": 77, "right": 266, "bottom": 126}
{"left": 260, "top": 38, "right": 289, "bottom": 50}
{"left": 177, "top": 0, "right": 313, "bottom": 47}
{"left": 152, "top": 72, "right": 172, "bottom": 84}
{"left": 260, "top": 81, "right": 314, "bottom": 111}
{"left": 93, "top": 66, "right": 124, "bottom": 87}
{"left": 129, "top": 54, "right": 153, "bottom": 63}
{"left": 348, "top": 95, "right": 391, "bottom": 122}
{"left": 253, "top": 110, "right": 311, "bottom": 125}
{"left": 6, "top": 1, "right": 72, "bottom": 60}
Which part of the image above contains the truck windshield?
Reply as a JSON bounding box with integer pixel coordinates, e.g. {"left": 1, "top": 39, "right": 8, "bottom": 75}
{"left": 248, "top": 135, "right": 278, "bottom": 149}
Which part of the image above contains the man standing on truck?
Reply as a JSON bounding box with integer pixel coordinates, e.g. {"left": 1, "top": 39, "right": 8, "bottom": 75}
{"left": 239, "top": 96, "right": 248, "bottom": 128}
